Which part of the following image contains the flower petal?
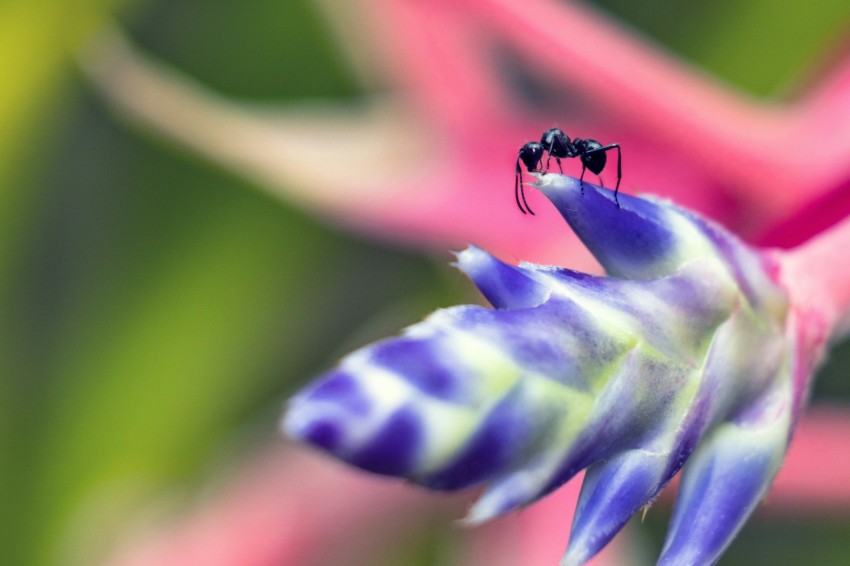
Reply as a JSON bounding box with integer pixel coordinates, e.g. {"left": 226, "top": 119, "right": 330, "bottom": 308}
{"left": 564, "top": 450, "right": 672, "bottom": 566}
{"left": 534, "top": 175, "right": 715, "bottom": 278}
{"left": 284, "top": 182, "right": 811, "bottom": 566}
{"left": 658, "top": 385, "right": 793, "bottom": 565}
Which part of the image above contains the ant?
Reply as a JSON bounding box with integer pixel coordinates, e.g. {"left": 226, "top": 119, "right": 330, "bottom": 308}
{"left": 515, "top": 128, "right": 622, "bottom": 214}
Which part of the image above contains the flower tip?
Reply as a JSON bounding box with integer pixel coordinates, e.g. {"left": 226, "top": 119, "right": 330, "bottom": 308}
{"left": 280, "top": 369, "right": 374, "bottom": 456}
{"left": 559, "top": 547, "right": 590, "bottom": 566}
{"left": 282, "top": 408, "right": 340, "bottom": 452}
{"left": 452, "top": 244, "right": 486, "bottom": 271}
{"left": 457, "top": 510, "right": 486, "bottom": 527}
{"left": 452, "top": 245, "right": 506, "bottom": 282}
{"left": 453, "top": 245, "right": 551, "bottom": 309}
{"left": 460, "top": 499, "right": 503, "bottom": 526}
{"left": 532, "top": 171, "right": 581, "bottom": 192}
{"left": 281, "top": 397, "right": 331, "bottom": 449}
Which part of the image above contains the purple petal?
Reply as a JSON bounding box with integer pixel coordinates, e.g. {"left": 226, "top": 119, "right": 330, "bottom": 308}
{"left": 658, "top": 388, "right": 792, "bottom": 565}
{"left": 284, "top": 366, "right": 425, "bottom": 477}
{"left": 564, "top": 450, "right": 672, "bottom": 566}
{"left": 368, "top": 337, "right": 469, "bottom": 402}
{"left": 348, "top": 405, "right": 423, "bottom": 476}
{"left": 419, "top": 382, "right": 531, "bottom": 490}
{"left": 534, "top": 175, "right": 679, "bottom": 278}
{"left": 439, "top": 302, "right": 618, "bottom": 390}
{"left": 454, "top": 245, "right": 550, "bottom": 309}
{"left": 528, "top": 260, "right": 734, "bottom": 360}
{"left": 678, "top": 207, "right": 787, "bottom": 315}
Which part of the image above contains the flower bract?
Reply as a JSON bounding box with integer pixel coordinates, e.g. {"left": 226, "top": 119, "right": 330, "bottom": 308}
{"left": 284, "top": 175, "right": 798, "bottom": 565}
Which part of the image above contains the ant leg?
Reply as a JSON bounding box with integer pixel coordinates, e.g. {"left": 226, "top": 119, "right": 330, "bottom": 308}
{"left": 613, "top": 144, "right": 622, "bottom": 207}
{"left": 544, "top": 139, "right": 555, "bottom": 173}
{"left": 521, "top": 181, "right": 535, "bottom": 215}
{"left": 579, "top": 165, "right": 587, "bottom": 195}
{"left": 585, "top": 144, "right": 622, "bottom": 207}
{"left": 556, "top": 157, "right": 563, "bottom": 174}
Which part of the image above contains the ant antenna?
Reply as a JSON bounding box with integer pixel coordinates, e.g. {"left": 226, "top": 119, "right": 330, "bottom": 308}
{"left": 514, "top": 157, "right": 535, "bottom": 215}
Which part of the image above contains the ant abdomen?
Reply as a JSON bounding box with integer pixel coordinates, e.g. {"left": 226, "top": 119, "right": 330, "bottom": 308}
{"left": 576, "top": 139, "right": 607, "bottom": 175}
{"left": 514, "top": 130, "right": 623, "bottom": 213}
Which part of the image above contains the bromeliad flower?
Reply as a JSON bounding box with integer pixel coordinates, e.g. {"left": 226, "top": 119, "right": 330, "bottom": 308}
{"left": 78, "top": 4, "right": 850, "bottom": 564}
{"left": 284, "top": 175, "right": 839, "bottom": 566}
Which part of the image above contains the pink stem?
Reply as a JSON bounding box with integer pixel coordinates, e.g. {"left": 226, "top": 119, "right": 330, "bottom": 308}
{"left": 468, "top": 0, "right": 781, "bottom": 178}
{"left": 370, "top": 0, "right": 512, "bottom": 128}
{"left": 776, "top": 214, "right": 850, "bottom": 416}
{"left": 779, "top": 214, "right": 850, "bottom": 336}
{"left": 767, "top": 405, "right": 850, "bottom": 516}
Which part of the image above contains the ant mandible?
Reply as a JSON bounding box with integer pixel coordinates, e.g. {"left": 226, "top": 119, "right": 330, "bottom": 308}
{"left": 515, "top": 128, "right": 622, "bottom": 214}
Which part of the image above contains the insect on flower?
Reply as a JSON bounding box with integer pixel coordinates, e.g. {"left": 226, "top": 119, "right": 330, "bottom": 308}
{"left": 516, "top": 128, "right": 623, "bottom": 214}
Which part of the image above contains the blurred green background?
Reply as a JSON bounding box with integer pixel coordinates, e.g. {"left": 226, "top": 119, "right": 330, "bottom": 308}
{"left": 2, "top": 0, "right": 850, "bottom": 564}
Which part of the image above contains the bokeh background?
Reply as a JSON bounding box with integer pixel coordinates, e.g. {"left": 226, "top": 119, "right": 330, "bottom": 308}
{"left": 4, "top": 1, "right": 850, "bottom": 565}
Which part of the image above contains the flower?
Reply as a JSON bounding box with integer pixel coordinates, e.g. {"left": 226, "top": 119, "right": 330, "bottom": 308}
{"left": 284, "top": 175, "right": 818, "bottom": 565}
{"left": 79, "top": 3, "right": 850, "bottom": 564}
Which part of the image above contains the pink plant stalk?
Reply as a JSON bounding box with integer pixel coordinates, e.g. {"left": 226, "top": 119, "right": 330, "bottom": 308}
{"left": 85, "top": 0, "right": 850, "bottom": 263}
{"left": 100, "top": 442, "right": 626, "bottom": 566}
{"left": 776, "top": 216, "right": 850, "bottom": 415}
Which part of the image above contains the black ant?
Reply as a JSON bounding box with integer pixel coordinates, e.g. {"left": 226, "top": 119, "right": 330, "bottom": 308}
{"left": 515, "top": 128, "right": 622, "bottom": 214}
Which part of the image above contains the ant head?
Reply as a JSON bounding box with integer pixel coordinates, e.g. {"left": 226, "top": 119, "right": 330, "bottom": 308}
{"left": 541, "top": 128, "right": 572, "bottom": 158}
{"left": 518, "top": 142, "right": 545, "bottom": 172}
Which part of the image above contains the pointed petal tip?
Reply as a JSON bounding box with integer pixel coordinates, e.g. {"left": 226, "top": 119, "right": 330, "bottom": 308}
{"left": 452, "top": 244, "right": 487, "bottom": 271}
{"left": 559, "top": 544, "right": 592, "bottom": 566}
{"left": 532, "top": 174, "right": 715, "bottom": 278}
{"left": 455, "top": 496, "right": 511, "bottom": 527}
{"left": 462, "top": 496, "right": 505, "bottom": 525}
{"left": 532, "top": 173, "right": 617, "bottom": 207}
{"left": 462, "top": 483, "right": 528, "bottom": 525}
{"left": 458, "top": 509, "right": 488, "bottom": 527}
{"left": 532, "top": 172, "right": 581, "bottom": 192}
{"left": 461, "top": 466, "right": 565, "bottom": 524}
{"left": 564, "top": 451, "right": 676, "bottom": 566}
{"left": 454, "top": 246, "right": 551, "bottom": 309}
{"left": 659, "top": 395, "right": 792, "bottom": 565}
{"left": 279, "top": 402, "right": 300, "bottom": 438}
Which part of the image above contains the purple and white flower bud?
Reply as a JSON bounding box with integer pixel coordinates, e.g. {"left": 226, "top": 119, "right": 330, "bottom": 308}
{"left": 284, "top": 174, "right": 796, "bottom": 566}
